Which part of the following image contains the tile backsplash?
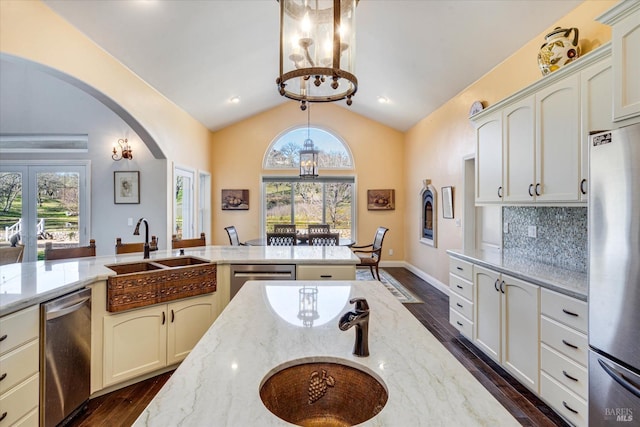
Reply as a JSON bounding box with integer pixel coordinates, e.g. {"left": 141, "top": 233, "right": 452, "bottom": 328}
{"left": 503, "top": 206, "right": 587, "bottom": 273}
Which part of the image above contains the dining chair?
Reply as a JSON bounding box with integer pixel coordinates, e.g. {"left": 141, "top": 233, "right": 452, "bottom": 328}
{"left": 308, "top": 224, "right": 330, "bottom": 235}
{"left": 0, "top": 245, "right": 24, "bottom": 266}
{"left": 44, "top": 239, "right": 97, "bottom": 260}
{"left": 266, "top": 232, "right": 297, "bottom": 246}
{"left": 309, "top": 233, "right": 340, "bottom": 246}
{"left": 115, "top": 236, "right": 159, "bottom": 254}
{"left": 171, "top": 232, "right": 206, "bottom": 249}
{"left": 352, "top": 227, "right": 389, "bottom": 280}
{"left": 273, "top": 224, "right": 296, "bottom": 233}
{"left": 224, "top": 226, "right": 246, "bottom": 246}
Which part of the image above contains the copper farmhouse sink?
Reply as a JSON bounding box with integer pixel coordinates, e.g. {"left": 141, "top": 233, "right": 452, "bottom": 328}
{"left": 260, "top": 359, "right": 388, "bottom": 426}
{"left": 105, "top": 256, "right": 216, "bottom": 312}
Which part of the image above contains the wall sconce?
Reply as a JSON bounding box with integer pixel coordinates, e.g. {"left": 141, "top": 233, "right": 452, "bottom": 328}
{"left": 112, "top": 138, "right": 132, "bottom": 161}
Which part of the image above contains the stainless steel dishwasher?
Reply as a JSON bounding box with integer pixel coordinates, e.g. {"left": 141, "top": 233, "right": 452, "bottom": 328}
{"left": 40, "top": 288, "right": 91, "bottom": 427}
{"left": 230, "top": 264, "right": 296, "bottom": 299}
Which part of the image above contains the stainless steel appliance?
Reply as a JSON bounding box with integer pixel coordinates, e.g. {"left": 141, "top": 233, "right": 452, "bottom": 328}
{"left": 230, "top": 264, "right": 295, "bottom": 299}
{"left": 589, "top": 123, "right": 640, "bottom": 426}
{"left": 40, "top": 288, "right": 91, "bottom": 427}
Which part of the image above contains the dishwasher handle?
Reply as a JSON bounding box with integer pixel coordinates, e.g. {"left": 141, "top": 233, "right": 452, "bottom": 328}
{"left": 46, "top": 296, "right": 91, "bottom": 321}
{"left": 233, "top": 272, "right": 294, "bottom": 278}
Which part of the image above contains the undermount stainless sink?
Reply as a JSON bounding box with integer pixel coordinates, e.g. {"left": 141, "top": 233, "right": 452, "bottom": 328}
{"left": 260, "top": 359, "right": 388, "bottom": 427}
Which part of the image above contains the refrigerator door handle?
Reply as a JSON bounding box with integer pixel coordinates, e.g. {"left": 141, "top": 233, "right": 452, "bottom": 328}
{"left": 598, "top": 358, "right": 640, "bottom": 398}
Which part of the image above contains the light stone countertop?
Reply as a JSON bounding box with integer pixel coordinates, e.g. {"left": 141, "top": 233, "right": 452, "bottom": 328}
{"left": 134, "top": 280, "right": 520, "bottom": 427}
{"left": 0, "top": 245, "right": 358, "bottom": 316}
{"left": 447, "top": 248, "right": 587, "bottom": 301}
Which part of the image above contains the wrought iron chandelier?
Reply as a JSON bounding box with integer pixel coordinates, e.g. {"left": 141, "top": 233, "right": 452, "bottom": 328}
{"left": 277, "top": 0, "right": 358, "bottom": 110}
{"left": 299, "top": 106, "right": 319, "bottom": 178}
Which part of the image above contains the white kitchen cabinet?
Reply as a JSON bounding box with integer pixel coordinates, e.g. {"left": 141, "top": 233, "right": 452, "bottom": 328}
{"left": 0, "top": 306, "right": 39, "bottom": 426}
{"left": 599, "top": 2, "right": 640, "bottom": 122}
{"left": 535, "top": 74, "right": 581, "bottom": 202}
{"left": 474, "top": 265, "right": 540, "bottom": 392}
{"left": 475, "top": 111, "right": 503, "bottom": 203}
{"left": 502, "top": 96, "right": 536, "bottom": 202}
{"left": 580, "top": 56, "right": 614, "bottom": 202}
{"left": 296, "top": 265, "right": 355, "bottom": 280}
{"left": 103, "top": 293, "right": 217, "bottom": 387}
{"left": 448, "top": 257, "right": 474, "bottom": 339}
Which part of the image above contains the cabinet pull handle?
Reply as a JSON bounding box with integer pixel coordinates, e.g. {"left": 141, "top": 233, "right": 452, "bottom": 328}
{"left": 162, "top": 312, "right": 166, "bottom": 325}
{"left": 562, "top": 308, "right": 579, "bottom": 317}
{"left": 456, "top": 302, "right": 463, "bottom": 308}
{"left": 500, "top": 280, "right": 505, "bottom": 294}
{"left": 456, "top": 321, "right": 463, "bottom": 327}
{"left": 580, "top": 178, "right": 587, "bottom": 195}
{"left": 171, "top": 309, "right": 175, "bottom": 323}
{"left": 563, "top": 370, "right": 579, "bottom": 382}
{"left": 529, "top": 184, "right": 534, "bottom": 197}
{"left": 562, "top": 339, "right": 578, "bottom": 349}
{"left": 320, "top": 275, "right": 332, "bottom": 278}
{"left": 456, "top": 266, "right": 463, "bottom": 271}
{"left": 494, "top": 279, "right": 500, "bottom": 292}
{"left": 0, "top": 334, "right": 6, "bottom": 342}
{"left": 0, "top": 373, "right": 6, "bottom": 382}
{"left": 456, "top": 285, "right": 463, "bottom": 289}
{"left": 535, "top": 183, "right": 541, "bottom": 196}
{"left": 497, "top": 186, "right": 503, "bottom": 198}
{"left": 0, "top": 412, "right": 6, "bottom": 422}
{"left": 562, "top": 401, "right": 578, "bottom": 414}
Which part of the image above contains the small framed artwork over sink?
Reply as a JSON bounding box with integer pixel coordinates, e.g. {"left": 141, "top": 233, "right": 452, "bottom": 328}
{"left": 114, "top": 171, "right": 140, "bottom": 204}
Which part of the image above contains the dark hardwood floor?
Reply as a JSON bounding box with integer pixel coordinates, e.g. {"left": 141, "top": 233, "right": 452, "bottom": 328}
{"left": 68, "top": 267, "right": 567, "bottom": 426}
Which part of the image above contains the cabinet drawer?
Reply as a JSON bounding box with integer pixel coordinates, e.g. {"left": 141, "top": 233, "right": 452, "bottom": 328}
{"left": 540, "top": 372, "right": 587, "bottom": 427}
{"left": 541, "top": 288, "right": 587, "bottom": 333}
{"left": 541, "top": 316, "right": 588, "bottom": 366}
{"left": 449, "top": 274, "right": 473, "bottom": 301}
{"left": 12, "top": 407, "right": 38, "bottom": 427}
{"left": 541, "top": 343, "right": 588, "bottom": 399}
{"left": 0, "top": 340, "right": 39, "bottom": 395}
{"left": 0, "top": 374, "right": 39, "bottom": 427}
{"left": 449, "top": 292, "right": 473, "bottom": 321}
{"left": 0, "top": 306, "right": 39, "bottom": 356}
{"left": 296, "top": 265, "right": 355, "bottom": 280}
{"left": 449, "top": 308, "right": 473, "bottom": 339}
{"left": 449, "top": 258, "right": 473, "bottom": 281}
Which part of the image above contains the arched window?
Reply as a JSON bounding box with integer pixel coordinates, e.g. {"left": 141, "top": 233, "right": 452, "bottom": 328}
{"left": 264, "top": 126, "right": 354, "bottom": 169}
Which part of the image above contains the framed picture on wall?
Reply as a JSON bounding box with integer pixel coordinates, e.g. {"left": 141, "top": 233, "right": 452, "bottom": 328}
{"left": 114, "top": 171, "right": 140, "bottom": 204}
{"left": 367, "top": 189, "right": 395, "bottom": 210}
{"left": 442, "top": 186, "right": 454, "bottom": 219}
{"left": 222, "top": 189, "right": 249, "bottom": 210}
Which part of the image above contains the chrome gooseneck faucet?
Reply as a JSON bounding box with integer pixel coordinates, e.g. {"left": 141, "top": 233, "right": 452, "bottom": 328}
{"left": 133, "top": 217, "right": 150, "bottom": 259}
{"left": 338, "top": 297, "right": 370, "bottom": 357}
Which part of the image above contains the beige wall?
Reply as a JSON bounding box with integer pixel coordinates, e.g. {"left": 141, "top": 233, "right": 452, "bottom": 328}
{"left": 211, "top": 101, "right": 405, "bottom": 256}
{"left": 404, "top": 0, "right": 616, "bottom": 287}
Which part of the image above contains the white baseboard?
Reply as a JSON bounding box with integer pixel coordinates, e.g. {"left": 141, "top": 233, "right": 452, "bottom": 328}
{"left": 379, "top": 261, "right": 449, "bottom": 296}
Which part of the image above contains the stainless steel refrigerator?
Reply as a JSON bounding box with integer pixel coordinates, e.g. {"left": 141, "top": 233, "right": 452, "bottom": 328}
{"left": 589, "top": 123, "right": 640, "bottom": 426}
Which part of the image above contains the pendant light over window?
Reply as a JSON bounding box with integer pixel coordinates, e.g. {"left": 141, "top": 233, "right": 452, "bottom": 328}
{"left": 299, "top": 106, "right": 319, "bottom": 178}
{"left": 277, "top": 0, "right": 358, "bottom": 111}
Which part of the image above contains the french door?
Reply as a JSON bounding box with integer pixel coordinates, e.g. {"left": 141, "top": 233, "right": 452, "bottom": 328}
{"left": 0, "top": 162, "right": 89, "bottom": 262}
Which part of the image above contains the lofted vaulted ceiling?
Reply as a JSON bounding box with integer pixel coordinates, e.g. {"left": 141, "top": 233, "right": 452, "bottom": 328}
{"left": 43, "top": 0, "right": 583, "bottom": 132}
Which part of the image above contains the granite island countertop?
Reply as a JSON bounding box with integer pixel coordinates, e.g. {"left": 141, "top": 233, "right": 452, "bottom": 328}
{"left": 0, "top": 245, "right": 358, "bottom": 316}
{"left": 447, "top": 248, "right": 587, "bottom": 301}
{"left": 134, "top": 280, "right": 520, "bottom": 427}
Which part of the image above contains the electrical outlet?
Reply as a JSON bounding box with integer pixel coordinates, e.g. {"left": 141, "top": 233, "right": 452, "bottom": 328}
{"left": 455, "top": 219, "right": 461, "bottom": 227}
{"left": 528, "top": 225, "right": 537, "bottom": 238}
{"left": 503, "top": 222, "right": 509, "bottom": 233}
{"left": 127, "top": 217, "right": 133, "bottom": 226}
{"left": 388, "top": 249, "right": 394, "bottom": 256}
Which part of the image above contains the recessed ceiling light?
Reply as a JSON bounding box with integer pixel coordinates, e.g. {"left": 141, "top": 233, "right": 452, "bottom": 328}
{"left": 377, "top": 96, "right": 389, "bottom": 104}
{"left": 229, "top": 96, "right": 240, "bottom": 104}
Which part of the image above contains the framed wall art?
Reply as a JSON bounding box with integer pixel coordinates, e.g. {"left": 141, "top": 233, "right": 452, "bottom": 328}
{"left": 442, "top": 186, "right": 454, "bottom": 219}
{"left": 114, "top": 171, "right": 140, "bottom": 204}
{"left": 222, "top": 189, "right": 249, "bottom": 210}
{"left": 367, "top": 189, "right": 395, "bottom": 210}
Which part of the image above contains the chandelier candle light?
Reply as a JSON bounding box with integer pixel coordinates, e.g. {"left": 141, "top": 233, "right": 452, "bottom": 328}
{"left": 299, "top": 105, "right": 319, "bottom": 178}
{"left": 277, "top": 0, "right": 358, "bottom": 110}
{"left": 112, "top": 138, "right": 132, "bottom": 161}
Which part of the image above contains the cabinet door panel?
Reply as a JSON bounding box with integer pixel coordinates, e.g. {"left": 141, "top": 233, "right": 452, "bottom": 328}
{"left": 612, "top": 10, "right": 640, "bottom": 121}
{"left": 536, "top": 75, "right": 581, "bottom": 202}
{"left": 103, "top": 306, "right": 166, "bottom": 387}
{"left": 503, "top": 96, "right": 535, "bottom": 202}
{"left": 167, "top": 295, "right": 216, "bottom": 365}
{"left": 502, "top": 275, "right": 540, "bottom": 392}
{"left": 476, "top": 113, "right": 503, "bottom": 203}
{"left": 474, "top": 266, "right": 501, "bottom": 362}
